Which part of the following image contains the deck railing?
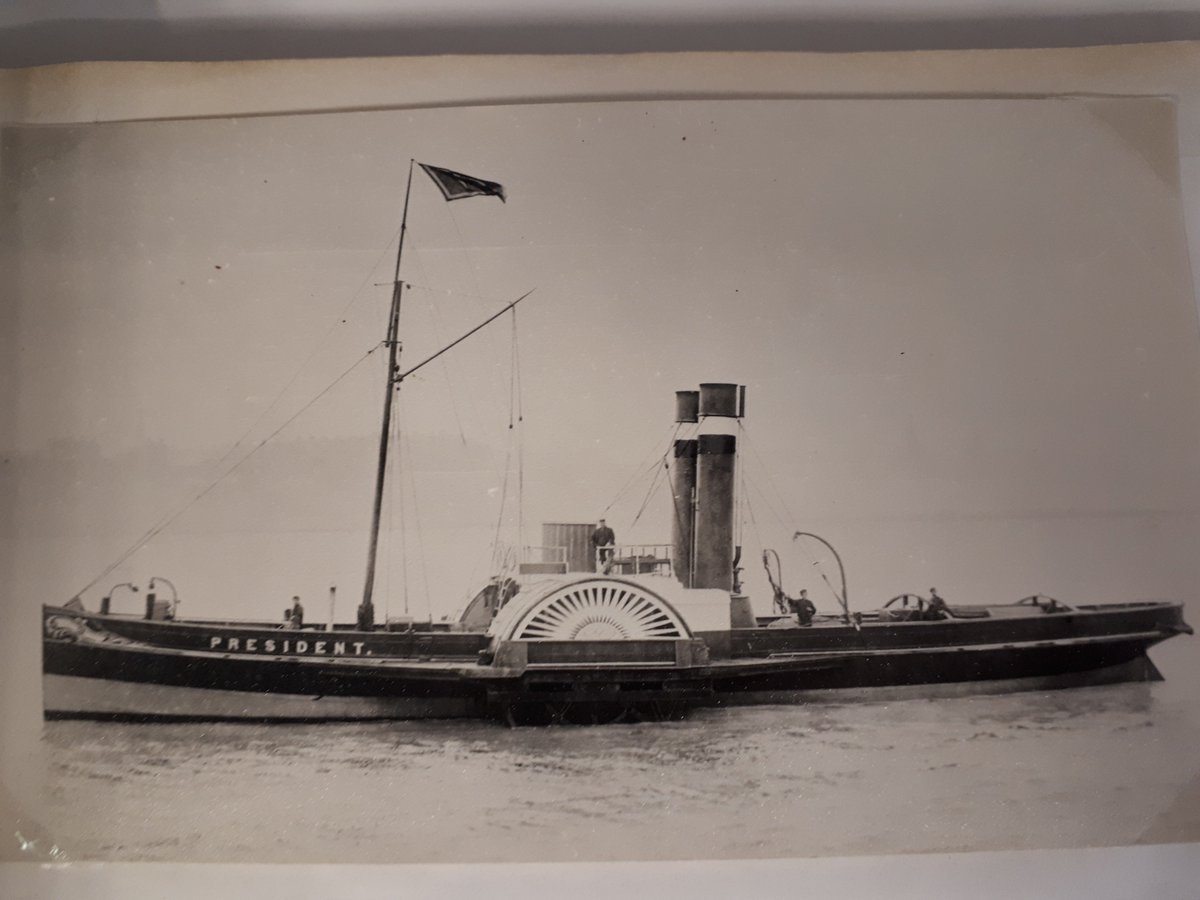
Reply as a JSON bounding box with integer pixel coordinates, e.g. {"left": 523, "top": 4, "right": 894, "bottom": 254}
{"left": 596, "top": 544, "right": 674, "bottom": 577}
{"left": 514, "top": 543, "right": 675, "bottom": 577}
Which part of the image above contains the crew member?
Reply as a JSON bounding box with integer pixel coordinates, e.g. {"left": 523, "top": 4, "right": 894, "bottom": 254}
{"left": 926, "top": 587, "right": 949, "bottom": 621}
{"left": 288, "top": 595, "right": 304, "bottom": 630}
{"left": 357, "top": 597, "right": 375, "bottom": 632}
{"left": 591, "top": 518, "right": 616, "bottom": 571}
{"left": 788, "top": 588, "right": 817, "bottom": 626}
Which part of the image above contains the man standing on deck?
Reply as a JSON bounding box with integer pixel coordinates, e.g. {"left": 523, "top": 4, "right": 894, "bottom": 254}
{"left": 591, "top": 519, "right": 616, "bottom": 572}
{"left": 288, "top": 595, "right": 304, "bottom": 630}
{"left": 357, "top": 597, "right": 376, "bottom": 632}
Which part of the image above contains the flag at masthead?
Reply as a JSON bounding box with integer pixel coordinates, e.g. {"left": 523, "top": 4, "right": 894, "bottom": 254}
{"left": 418, "top": 163, "right": 507, "bottom": 203}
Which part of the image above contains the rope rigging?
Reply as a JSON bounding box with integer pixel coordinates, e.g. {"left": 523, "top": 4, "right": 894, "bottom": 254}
{"left": 73, "top": 215, "right": 409, "bottom": 601}
{"left": 73, "top": 342, "right": 386, "bottom": 598}
{"left": 629, "top": 453, "right": 669, "bottom": 531}
{"left": 78, "top": 160, "right": 532, "bottom": 623}
{"left": 512, "top": 307, "right": 525, "bottom": 555}
{"left": 400, "top": 239, "right": 529, "bottom": 601}
{"left": 405, "top": 426, "right": 434, "bottom": 623}
{"left": 418, "top": 285, "right": 470, "bottom": 447}
{"left": 735, "top": 419, "right": 844, "bottom": 613}
{"left": 208, "top": 224, "right": 404, "bottom": 481}
{"left": 391, "top": 383, "right": 407, "bottom": 616}
{"left": 387, "top": 207, "right": 535, "bottom": 596}
{"left": 488, "top": 306, "right": 526, "bottom": 580}
{"left": 602, "top": 421, "right": 683, "bottom": 518}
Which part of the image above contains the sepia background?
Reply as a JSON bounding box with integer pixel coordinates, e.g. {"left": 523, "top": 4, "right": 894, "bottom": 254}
{"left": 2, "top": 69, "right": 1200, "bottom": 871}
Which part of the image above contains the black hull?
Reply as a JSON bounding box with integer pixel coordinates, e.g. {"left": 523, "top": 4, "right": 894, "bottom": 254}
{"left": 710, "top": 632, "right": 1165, "bottom": 695}
{"left": 42, "top": 600, "right": 1190, "bottom": 724}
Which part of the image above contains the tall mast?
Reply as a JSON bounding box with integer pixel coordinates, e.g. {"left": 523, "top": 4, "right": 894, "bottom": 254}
{"left": 362, "top": 159, "right": 415, "bottom": 611}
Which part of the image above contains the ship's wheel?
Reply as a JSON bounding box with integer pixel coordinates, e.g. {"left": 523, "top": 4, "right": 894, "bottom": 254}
{"left": 505, "top": 579, "right": 690, "bottom": 641}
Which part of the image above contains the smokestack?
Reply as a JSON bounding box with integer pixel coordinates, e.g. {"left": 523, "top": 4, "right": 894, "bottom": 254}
{"left": 675, "top": 391, "right": 699, "bottom": 424}
{"left": 671, "top": 439, "right": 698, "bottom": 587}
{"left": 693, "top": 433, "right": 736, "bottom": 590}
{"left": 698, "top": 383, "right": 740, "bottom": 418}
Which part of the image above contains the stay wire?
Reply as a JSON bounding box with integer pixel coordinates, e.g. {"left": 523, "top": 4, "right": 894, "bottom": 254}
{"left": 662, "top": 457, "right": 688, "bottom": 566}
{"left": 420, "top": 280, "right": 470, "bottom": 447}
{"left": 392, "top": 387, "right": 409, "bottom": 616}
{"left": 487, "top": 309, "right": 526, "bottom": 571}
{"left": 75, "top": 343, "right": 386, "bottom": 598}
{"left": 211, "top": 223, "right": 403, "bottom": 478}
{"left": 75, "top": 227, "right": 401, "bottom": 599}
{"left": 603, "top": 423, "right": 682, "bottom": 517}
{"left": 445, "top": 203, "right": 490, "bottom": 315}
{"left": 384, "top": 372, "right": 397, "bottom": 621}
{"left": 405, "top": 283, "right": 534, "bottom": 314}
{"left": 512, "top": 308, "right": 525, "bottom": 552}
{"left": 736, "top": 421, "right": 799, "bottom": 527}
{"left": 630, "top": 453, "right": 668, "bottom": 530}
{"left": 491, "top": 437, "right": 515, "bottom": 572}
{"left": 738, "top": 444, "right": 841, "bottom": 608}
{"left": 629, "top": 422, "right": 690, "bottom": 534}
{"left": 609, "top": 453, "right": 674, "bottom": 522}
{"left": 742, "top": 466, "right": 765, "bottom": 556}
{"left": 397, "top": 390, "right": 433, "bottom": 620}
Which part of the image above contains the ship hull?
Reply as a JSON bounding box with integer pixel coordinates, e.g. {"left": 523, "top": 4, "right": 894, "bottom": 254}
{"left": 42, "top": 628, "right": 491, "bottom": 721}
{"left": 42, "top": 600, "right": 1190, "bottom": 723}
{"left": 708, "top": 631, "right": 1166, "bottom": 698}
{"left": 43, "top": 674, "right": 481, "bottom": 722}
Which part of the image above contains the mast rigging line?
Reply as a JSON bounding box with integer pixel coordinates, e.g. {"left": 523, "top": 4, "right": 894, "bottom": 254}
{"left": 602, "top": 422, "right": 682, "bottom": 518}
{"left": 487, "top": 309, "right": 527, "bottom": 575}
{"left": 206, "top": 222, "right": 404, "bottom": 488}
{"left": 742, "top": 465, "right": 766, "bottom": 559}
{"left": 444, "top": 202, "right": 491, "bottom": 317}
{"left": 395, "top": 289, "right": 536, "bottom": 384}
{"left": 420, "top": 286, "right": 470, "bottom": 447}
{"left": 75, "top": 216, "right": 404, "bottom": 600}
{"left": 739, "top": 463, "right": 836, "bottom": 605}
{"left": 490, "top": 426, "right": 518, "bottom": 574}
{"left": 734, "top": 420, "right": 843, "bottom": 611}
{"left": 391, "top": 390, "right": 435, "bottom": 618}
{"left": 399, "top": 399, "right": 434, "bottom": 622}
{"left": 404, "top": 282, "right": 529, "bottom": 308}
{"left": 73, "top": 343, "right": 386, "bottom": 599}
{"left": 630, "top": 453, "right": 670, "bottom": 531}
{"left": 393, "top": 234, "right": 481, "bottom": 449}
{"left": 605, "top": 452, "right": 674, "bottom": 526}
{"left": 384, "top": 381, "right": 397, "bottom": 621}
{"left": 736, "top": 421, "right": 799, "bottom": 529}
{"left": 511, "top": 308, "right": 525, "bottom": 551}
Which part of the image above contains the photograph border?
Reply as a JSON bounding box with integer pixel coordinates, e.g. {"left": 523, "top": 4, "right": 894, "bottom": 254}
{"left": 3, "top": 43, "right": 1200, "bottom": 898}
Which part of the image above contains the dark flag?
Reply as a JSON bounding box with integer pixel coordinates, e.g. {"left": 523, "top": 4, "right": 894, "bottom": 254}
{"left": 418, "top": 163, "right": 506, "bottom": 203}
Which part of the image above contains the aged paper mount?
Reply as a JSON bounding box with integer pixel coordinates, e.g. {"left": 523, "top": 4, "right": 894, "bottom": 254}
{"left": 2, "top": 43, "right": 1200, "bottom": 899}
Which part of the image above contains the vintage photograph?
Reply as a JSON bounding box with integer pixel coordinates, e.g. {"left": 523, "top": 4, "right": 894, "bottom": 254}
{"left": 3, "top": 95, "right": 1199, "bottom": 862}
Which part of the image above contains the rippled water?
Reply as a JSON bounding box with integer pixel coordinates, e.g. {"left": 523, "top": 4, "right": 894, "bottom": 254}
{"left": 30, "top": 681, "right": 1200, "bottom": 863}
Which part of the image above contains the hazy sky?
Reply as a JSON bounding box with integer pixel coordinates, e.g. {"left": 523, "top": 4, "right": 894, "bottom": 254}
{"left": 4, "top": 97, "right": 1200, "bottom": 619}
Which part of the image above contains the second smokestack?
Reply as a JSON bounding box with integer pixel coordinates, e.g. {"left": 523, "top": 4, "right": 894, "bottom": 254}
{"left": 693, "top": 433, "right": 736, "bottom": 591}
{"left": 671, "top": 439, "right": 698, "bottom": 587}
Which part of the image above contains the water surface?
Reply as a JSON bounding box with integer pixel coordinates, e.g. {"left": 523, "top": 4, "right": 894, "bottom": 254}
{"left": 33, "top": 683, "right": 1200, "bottom": 863}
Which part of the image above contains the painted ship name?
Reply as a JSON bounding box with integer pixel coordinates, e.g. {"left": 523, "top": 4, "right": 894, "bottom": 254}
{"left": 208, "top": 636, "right": 372, "bottom": 656}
